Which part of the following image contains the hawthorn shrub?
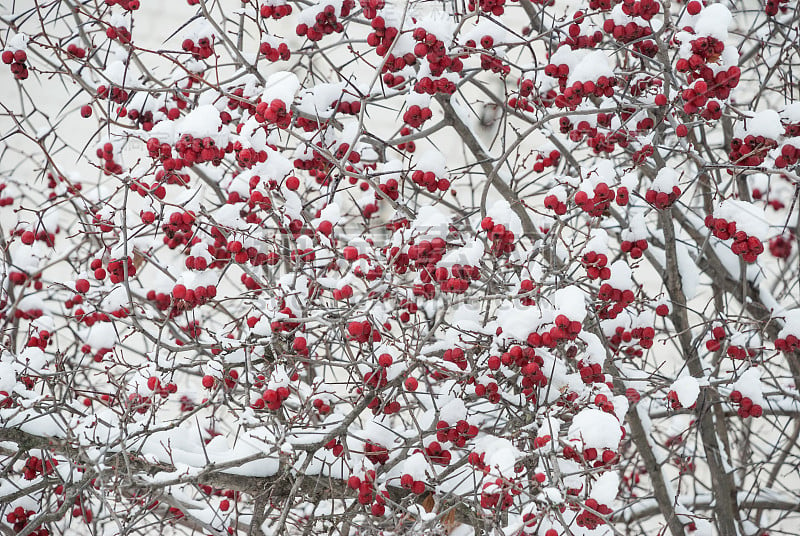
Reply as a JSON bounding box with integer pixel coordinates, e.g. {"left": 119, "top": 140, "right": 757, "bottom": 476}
{"left": 1, "top": 0, "right": 800, "bottom": 535}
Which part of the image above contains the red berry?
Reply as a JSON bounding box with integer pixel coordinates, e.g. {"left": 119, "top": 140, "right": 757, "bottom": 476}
{"left": 343, "top": 246, "right": 358, "bottom": 261}
{"left": 285, "top": 176, "right": 300, "bottom": 190}
{"left": 21, "top": 231, "right": 35, "bottom": 245}
{"left": 172, "top": 284, "right": 187, "bottom": 300}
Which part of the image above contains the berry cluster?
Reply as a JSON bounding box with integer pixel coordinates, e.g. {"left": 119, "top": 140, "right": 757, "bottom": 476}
{"left": 147, "top": 284, "right": 217, "bottom": 317}
{"left": 90, "top": 257, "right": 137, "bottom": 284}
{"left": 593, "top": 393, "right": 616, "bottom": 415}
{"left": 507, "top": 94, "right": 535, "bottom": 113}
{"left": 609, "top": 325, "right": 654, "bottom": 357}
{"left": 259, "top": 2, "right": 292, "bottom": 19}
{"left": 563, "top": 443, "right": 618, "bottom": 467}
{"left": 480, "top": 478, "right": 521, "bottom": 509}
{"left": 6, "top": 506, "right": 48, "bottom": 535}
{"left": 172, "top": 282, "right": 217, "bottom": 305}
{"left": 2, "top": 47, "right": 28, "bottom": 80}
{"left": 234, "top": 144, "right": 269, "bottom": 169}
{"left": 397, "top": 254, "right": 434, "bottom": 290}
{"left": 259, "top": 41, "right": 290, "bottom": 62}
{"left": 480, "top": 217, "right": 516, "bottom": 256}
{"left": 105, "top": 0, "right": 140, "bottom": 9}
{"left": 620, "top": 239, "right": 648, "bottom": 259}
{"left": 349, "top": 471, "right": 390, "bottom": 516}
{"left": 705, "top": 325, "right": 727, "bottom": 352}
{"left": 596, "top": 284, "right": 635, "bottom": 320}
{"left": 518, "top": 279, "right": 537, "bottom": 305}
{"left": 96, "top": 142, "right": 123, "bottom": 175}
{"left": 368, "top": 16, "right": 399, "bottom": 58}
{"left": 729, "top": 134, "right": 777, "bottom": 167}
{"left": 410, "top": 168, "right": 450, "bottom": 193}
{"left": 436, "top": 419, "right": 479, "bottom": 446}
{"left": 15, "top": 227, "right": 55, "bottom": 246}
{"left": 704, "top": 215, "right": 764, "bottom": 263}
{"left": 296, "top": 2, "right": 355, "bottom": 42}
{"left": 443, "top": 347, "right": 468, "bottom": 372}
{"left": 644, "top": 185, "right": 681, "bottom": 209}
{"left": 478, "top": 51, "right": 509, "bottom": 76}
{"left": 769, "top": 233, "right": 793, "bottom": 259}
{"left": 575, "top": 499, "right": 613, "bottom": 529}
{"left": 402, "top": 104, "right": 433, "bottom": 129}
{"left": 162, "top": 211, "right": 196, "bottom": 248}
{"left": 311, "top": 397, "right": 331, "bottom": 414}
{"left": 729, "top": 390, "right": 763, "bottom": 418}
{"left": 765, "top": 0, "right": 789, "bottom": 16}
{"left": 544, "top": 62, "right": 571, "bottom": 92}
{"left": 103, "top": 21, "right": 132, "bottom": 43}
{"left": 334, "top": 95, "right": 362, "bottom": 115}
{"left": 603, "top": 18, "right": 653, "bottom": 45}
{"left": 575, "top": 183, "right": 628, "bottom": 217}
{"left": 557, "top": 77, "right": 617, "bottom": 109}
{"left": 582, "top": 250, "right": 610, "bottom": 280}
{"left": 257, "top": 386, "right": 290, "bottom": 410}
{"left": 666, "top": 390, "right": 688, "bottom": 409}
{"left": 435, "top": 264, "right": 481, "bottom": 294}
{"left": 412, "top": 28, "right": 462, "bottom": 80}
{"left": 560, "top": 117, "right": 597, "bottom": 141}
{"left": 532, "top": 150, "right": 561, "bottom": 173}
{"left": 25, "top": 327, "right": 52, "bottom": 350}
{"left": 255, "top": 98, "right": 292, "bottom": 128}
{"left": 399, "top": 473, "right": 426, "bottom": 494}
{"left": 488, "top": 344, "right": 549, "bottom": 400}
{"left": 621, "top": 0, "right": 659, "bottom": 19}
{"left": 347, "top": 320, "right": 381, "bottom": 344}
{"left": 468, "top": 0, "right": 506, "bottom": 16}
{"left": 175, "top": 134, "right": 228, "bottom": 166}
{"left": 359, "top": 0, "right": 385, "bottom": 19}
{"left": 726, "top": 344, "right": 757, "bottom": 360}
{"left": 377, "top": 177, "right": 400, "bottom": 201}
{"left": 544, "top": 192, "right": 568, "bottom": 215}
{"left": 22, "top": 455, "right": 57, "bottom": 480}
{"left": 775, "top": 142, "right": 799, "bottom": 168}
{"left": 730, "top": 231, "right": 764, "bottom": 263}
{"left": 561, "top": 11, "right": 603, "bottom": 50}
{"left": 228, "top": 239, "right": 271, "bottom": 266}
{"left": 183, "top": 249, "right": 209, "bottom": 271}
{"left": 775, "top": 334, "right": 799, "bottom": 353}
{"left": 146, "top": 377, "right": 179, "bottom": 398}
{"left": 181, "top": 36, "right": 214, "bottom": 60}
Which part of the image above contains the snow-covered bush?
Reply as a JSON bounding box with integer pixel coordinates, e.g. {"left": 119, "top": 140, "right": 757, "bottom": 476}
{"left": 1, "top": 1, "right": 799, "bottom": 535}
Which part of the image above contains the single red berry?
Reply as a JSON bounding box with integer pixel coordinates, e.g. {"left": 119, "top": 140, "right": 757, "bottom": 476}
{"left": 172, "top": 284, "right": 187, "bottom": 300}
{"left": 75, "top": 279, "right": 90, "bottom": 293}
{"left": 285, "top": 176, "right": 300, "bottom": 190}
{"left": 21, "top": 231, "right": 35, "bottom": 245}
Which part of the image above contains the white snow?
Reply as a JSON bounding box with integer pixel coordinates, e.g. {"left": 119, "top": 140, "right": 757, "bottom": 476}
{"left": 670, "top": 375, "right": 700, "bottom": 408}
{"left": 569, "top": 408, "right": 622, "bottom": 450}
